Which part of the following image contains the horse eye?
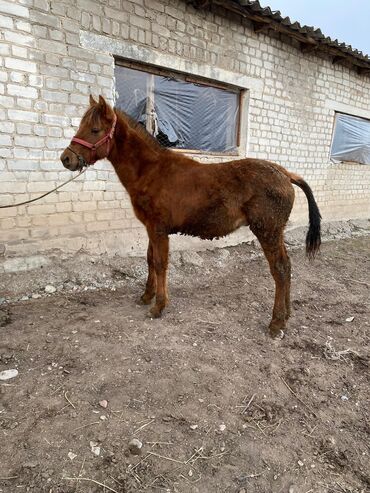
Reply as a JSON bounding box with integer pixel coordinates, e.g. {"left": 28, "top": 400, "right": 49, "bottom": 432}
{"left": 91, "top": 128, "right": 100, "bottom": 134}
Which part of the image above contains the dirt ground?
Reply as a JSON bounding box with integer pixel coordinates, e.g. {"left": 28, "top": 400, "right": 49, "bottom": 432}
{"left": 0, "top": 236, "right": 369, "bottom": 493}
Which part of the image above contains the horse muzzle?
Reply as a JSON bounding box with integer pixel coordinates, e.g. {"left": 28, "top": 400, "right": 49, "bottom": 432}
{"left": 60, "top": 148, "right": 88, "bottom": 171}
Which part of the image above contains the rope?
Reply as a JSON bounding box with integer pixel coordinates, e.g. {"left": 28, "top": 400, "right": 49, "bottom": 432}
{"left": 0, "top": 168, "right": 87, "bottom": 209}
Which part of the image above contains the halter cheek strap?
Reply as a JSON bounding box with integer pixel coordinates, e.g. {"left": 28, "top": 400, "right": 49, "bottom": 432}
{"left": 69, "top": 114, "right": 117, "bottom": 165}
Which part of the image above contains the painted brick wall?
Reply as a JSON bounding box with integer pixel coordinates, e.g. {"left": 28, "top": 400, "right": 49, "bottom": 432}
{"left": 0, "top": 0, "right": 369, "bottom": 265}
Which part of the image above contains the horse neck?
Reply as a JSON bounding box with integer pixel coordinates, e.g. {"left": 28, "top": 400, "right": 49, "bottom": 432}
{"left": 108, "top": 115, "right": 161, "bottom": 192}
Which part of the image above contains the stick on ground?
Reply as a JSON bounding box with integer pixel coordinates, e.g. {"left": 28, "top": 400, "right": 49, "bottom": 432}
{"left": 64, "top": 477, "right": 119, "bottom": 493}
{"left": 64, "top": 391, "right": 76, "bottom": 409}
{"left": 280, "top": 377, "right": 317, "bottom": 417}
{"left": 73, "top": 421, "right": 100, "bottom": 432}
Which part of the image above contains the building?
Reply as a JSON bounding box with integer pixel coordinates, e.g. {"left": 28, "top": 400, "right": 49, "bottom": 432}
{"left": 1, "top": 0, "right": 369, "bottom": 271}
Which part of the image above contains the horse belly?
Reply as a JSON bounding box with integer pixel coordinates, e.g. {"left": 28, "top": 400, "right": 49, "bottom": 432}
{"left": 175, "top": 205, "right": 247, "bottom": 240}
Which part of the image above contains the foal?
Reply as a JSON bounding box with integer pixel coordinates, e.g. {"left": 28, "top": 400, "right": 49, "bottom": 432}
{"left": 61, "top": 96, "right": 321, "bottom": 338}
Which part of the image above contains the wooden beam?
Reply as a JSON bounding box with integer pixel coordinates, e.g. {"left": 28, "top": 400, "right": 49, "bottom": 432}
{"left": 188, "top": 0, "right": 211, "bottom": 8}
{"left": 332, "top": 55, "right": 346, "bottom": 64}
{"left": 252, "top": 21, "right": 271, "bottom": 34}
{"left": 300, "top": 42, "right": 318, "bottom": 54}
{"left": 357, "top": 66, "right": 370, "bottom": 76}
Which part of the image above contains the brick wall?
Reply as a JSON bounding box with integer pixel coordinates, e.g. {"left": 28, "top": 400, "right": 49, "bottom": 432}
{"left": 0, "top": 0, "right": 369, "bottom": 266}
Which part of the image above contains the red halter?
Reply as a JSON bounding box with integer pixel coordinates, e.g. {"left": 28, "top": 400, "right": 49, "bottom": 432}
{"left": 70, "top": 114, "right": 117, "bottom": 165}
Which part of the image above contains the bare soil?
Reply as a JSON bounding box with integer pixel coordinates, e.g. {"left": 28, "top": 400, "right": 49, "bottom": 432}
{"left": 0, "top": 236, "right": 369, "bottom": 493}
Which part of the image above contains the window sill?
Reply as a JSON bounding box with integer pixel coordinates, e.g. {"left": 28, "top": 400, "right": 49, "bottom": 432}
{"left": 330, "top": 158, "right": 370, "bottom": 166}
{"left": 171, "top": 148, "right": 239, "bottom": 158}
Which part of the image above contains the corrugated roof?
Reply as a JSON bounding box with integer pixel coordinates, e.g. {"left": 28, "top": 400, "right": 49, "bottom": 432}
{"left": 192, "top": 0, "right": 370, "bottom": 74}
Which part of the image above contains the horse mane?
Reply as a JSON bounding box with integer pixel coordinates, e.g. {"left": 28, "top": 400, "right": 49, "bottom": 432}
{"left": 84, "top": 105, "right": 102, "bottom": 126}
{"left": 114, "top": 108, "right": 165, "bottom": 153}
{"left": 82, "top": 105, "right": 164, "bottom": 152}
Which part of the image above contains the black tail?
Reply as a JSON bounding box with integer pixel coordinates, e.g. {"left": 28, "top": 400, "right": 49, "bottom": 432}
{"left": 291, "top": 176, "right": 321, "bottom": 259}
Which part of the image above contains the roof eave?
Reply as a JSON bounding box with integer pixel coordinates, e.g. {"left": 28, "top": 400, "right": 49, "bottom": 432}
{"left": 190, "top": 0, "right": 370, "bottom": 74}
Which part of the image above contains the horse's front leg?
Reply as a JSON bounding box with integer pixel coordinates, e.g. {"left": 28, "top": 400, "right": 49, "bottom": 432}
{"left": 147, "top": 231, "right": 169, "bottom": 318}
{"left": 141, "top": 240, "right": 157, "bottom": 305}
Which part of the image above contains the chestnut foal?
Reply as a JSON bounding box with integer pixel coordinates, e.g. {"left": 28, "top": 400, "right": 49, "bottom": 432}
{"left": 61, "top": 96, "right": 321, "bottom": 338}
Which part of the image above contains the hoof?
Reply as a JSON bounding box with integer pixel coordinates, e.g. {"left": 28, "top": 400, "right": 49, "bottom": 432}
{"left": 149, "top": 306, "right": 163, "bottom": 319}
{"left": 269, "top": 328, "right": 285, "bottom": 339}
{"left": 140, "top": 293, "right": 154, "bottom": 305}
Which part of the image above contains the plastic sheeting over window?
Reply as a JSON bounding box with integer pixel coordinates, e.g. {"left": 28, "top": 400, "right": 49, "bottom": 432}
{"left": 115, "top": 65, "right": 239, "bottom": 153}
{"left": 330, "top": 113, "right": 370, "bottom": 165}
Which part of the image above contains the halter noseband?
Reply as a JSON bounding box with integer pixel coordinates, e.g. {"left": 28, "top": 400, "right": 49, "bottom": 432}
{"left": 68, "top": 113, "right": 117, "bottom": 167}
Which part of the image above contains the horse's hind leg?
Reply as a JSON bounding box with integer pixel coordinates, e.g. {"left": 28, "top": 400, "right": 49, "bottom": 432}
{"left": 141, "top": 240, "right": 157, "bottom": 305}
{"left": 252, "top": 227, "right": 291, "bottom": 338}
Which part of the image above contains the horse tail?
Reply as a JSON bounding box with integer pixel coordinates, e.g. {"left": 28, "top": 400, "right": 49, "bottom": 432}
{"left": 289, "top": 172, "right": 322, "bottom": 259}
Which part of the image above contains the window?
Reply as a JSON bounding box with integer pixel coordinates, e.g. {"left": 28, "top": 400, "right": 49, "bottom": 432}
{"left": 330, "top": 112, "right": 370, "bottom": 165}
{"left": 114, "top": 61, "right": 241, "bottom": 154}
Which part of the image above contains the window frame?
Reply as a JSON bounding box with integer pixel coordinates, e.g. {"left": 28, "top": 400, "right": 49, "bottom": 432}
{"left": 114, "top": 57, "right": 244, "bottom": 156}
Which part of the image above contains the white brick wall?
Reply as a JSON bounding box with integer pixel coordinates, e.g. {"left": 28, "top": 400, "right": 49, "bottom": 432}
{"left": 0, "top": 0, "right": 369, "bottom": 263}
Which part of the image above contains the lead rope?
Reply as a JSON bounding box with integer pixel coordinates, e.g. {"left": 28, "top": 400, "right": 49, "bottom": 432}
{"left": 0, "top": 168, "right": 87, "bottom": 209}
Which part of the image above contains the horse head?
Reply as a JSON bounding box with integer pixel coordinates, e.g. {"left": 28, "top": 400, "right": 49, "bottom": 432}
{"left": 60, "top": 95, "right": 117, "bottom": 171}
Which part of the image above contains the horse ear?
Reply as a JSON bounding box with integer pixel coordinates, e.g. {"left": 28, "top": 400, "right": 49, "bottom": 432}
{"left": 98, "top": 95, "right": 114, "bottom": 119}
{"left": 89, "top": 94, "right": 97, "bottom": 106}
{"left": 98, "top": 95, "right": 107, "bottom": 108}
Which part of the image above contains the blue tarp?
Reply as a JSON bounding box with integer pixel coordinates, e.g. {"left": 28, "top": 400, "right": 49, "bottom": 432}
{"left": 331, "top": 113, "right": 370, "bottom": 165}
{"left": 115, "top": 65, "right": 239, "bottom": 152}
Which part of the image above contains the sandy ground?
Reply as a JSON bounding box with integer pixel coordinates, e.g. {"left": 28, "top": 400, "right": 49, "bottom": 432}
{"left": 0, "top": 236, "right": 369, "bottom": 493}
